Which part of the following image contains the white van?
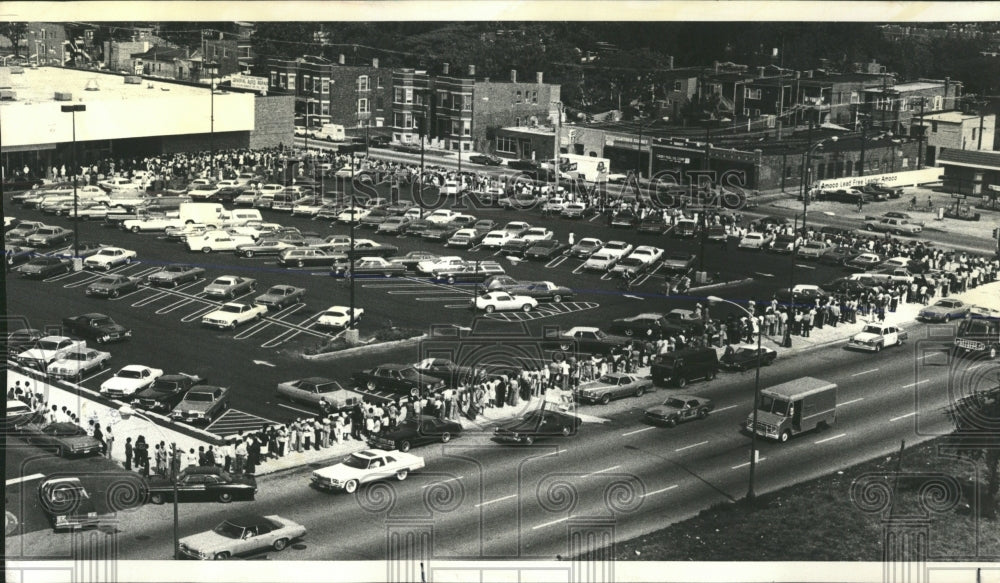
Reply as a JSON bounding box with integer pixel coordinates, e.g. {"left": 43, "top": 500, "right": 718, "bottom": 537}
{"left": 178, "top": 202, "right": 227, "bottom": 227}
{"left": 223, "top": 209, "right": 263, "bottom": 227}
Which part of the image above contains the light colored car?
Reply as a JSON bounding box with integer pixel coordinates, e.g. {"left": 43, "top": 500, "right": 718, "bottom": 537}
{"left": 917, "top": 298, "right": 970, "bottom": 322}
{"left": 122, "top": 215, "right": 185, "bottom": 233}
{"left": 796, "top": 240, "right": 830, "bottom": 259}
{"left": 502, "top": 221, "right": 532, "bottom": 236}
{"left": 178, "top": 514, "right": 306, "bottom": 560}
{"left": 203, "top": 276, "right": 257, "bottom": 299}
{"left": 187, "top": 232, "right": 255, "bottom": 253}
{"left": 446, "top": 228, "right": 484, "bottom": 248}
{"left": 99, "top": 364, "right": 164, "bottom": 399}
{"left": 472, "top": 291, "right": 538, "bottom": 313}
{"left": 848, "top": 323, "right": 908, "bottom": 352}
{"left": 583, "top": 251, "right": 618, "bottom": 271}
{"left": 738, "top": 232, "right": 773, "bottom": 250}
{"left": 317, "top": 306, "right": 363, "bottom": 328}
{"left": 865, "top": 217, "right": 922, "bottom": 236}
{"left": 601, "top": 240, "right": 634, "bottom": 260}
{"left": 541, "top": 198, "right": 567, "bottom": 213}
{"left": 147, "top": 264, "right": 206, "bottom": 287}
{"left": 481, "top": 230, "right": 514, "bottom": 249}
{"left": 520, "top": 227, "right": 554, "bottom": 242}
{"left": 629, "top": 245, "right": 664, "bottom": 265}
{"left": 16, "top": 336, "right": 87, "bottom": 368}
{"left": 201, "top": 302, "right": 268, "bottom": 329}
{"left": 336, "top": 207, "right": 371, "bottom": 223}
{"left": 311, "top": 449, "right": 426, "bottom": 493}
{"left": 417, "top": 256, "right": 466, "bottom": 275}
{"left": 47, "top": 347, "right": 112, "bottom": 380}
{"left": 83, "top": 247, "right": 137, "bottom": 270}
{"left": 575, "top": 373, "right": 650, "bottom": 405}
{"left": 25, "top": 226, "right": 73, "bottom": 247}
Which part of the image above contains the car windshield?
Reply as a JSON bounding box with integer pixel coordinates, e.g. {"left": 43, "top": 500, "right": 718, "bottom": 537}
{"left": 185, "top": 392, "right": 215, "bottom": 402}
{"left": 597, "top": 375, "right": 619, "bottom": 384}
{"left": 213, "top": 279, "right": 234, "bottom": 286}
{"left": 220, "top": 305, "right": 243, "bottom": 313}
{"left": 342, "top": 454, "right": 371, "bottom": 469}
{"left": 665, "top": 398, "right": 686, "bottom": 408}
{"left": 734, "top": 348, "right": 755, "bottom": 357}
{"left": 862, "top": 325, "right": 883, "bottom": 334}
{"left": 759, "top": 395, "right": 790, "bottom": 416}
{"left": 97, "top": 277, "right": 119, "bottom": 285}
{"left": 590, "top": 254, "right": 610, "bottom": 261}
{"left": 936, "top": 300, "right": 957, "bottom": 308}
{"left": 64, "top": 352, "right": 88, "bottom": 361}
{"left": 37, "top": 340, "right": 64, "bottom": 350}
{"left": 324, "top": 310, "right": 346, "bottom": 318}
{"left": 213, "top": 521, "right": 245, "bottom": 539}
{"left": 96, "top": 250, "right": 116, "bottom": 256}
{"left": 117, "top": 369, "right": 142, "bottom": 379}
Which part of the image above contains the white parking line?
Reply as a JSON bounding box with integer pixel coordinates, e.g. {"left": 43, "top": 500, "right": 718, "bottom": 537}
{"left": 532, "top": 450, "right": 561, "bottom": 459}
{"left": 6, "top": 473, "right": 46, "bottom": 486}
{"left": 840, "top": 397, "right": 864, "bottom": 406}
{"left": 815, "top": 433, "right": 847, "bottom": 444}
{"left": 584, "top": 465, "right": 620, "bottom": 478}
{"left": 795, "top": 264, "right": 816, "bottom": 270}
{"left": 851, "top": 369, "right": 879, "bottom": 377}
{"left": 622, "top": 426, "right": 655, "bottom": 436}
{"left": 901, "top": 380, "right": 930, "bottom": 389}
{"left": 545, "top": 256, "right": 568, "bottom": 269}
{"left": 474, "top": 494, "right": 518, "bottom": 508}
{"left": 732, "top": 457, "right": 766, "bottom": 470}
{"left": 532, "top": 516, "right": 571, "bottom": 530}
{"left": 889, "top": 412, "right": 917, "bottom": 422}
{"left": 640, "top": 485, "right": 677, "bottom": 498}
{"left": 674, "top": 440, "right": 709, "bottom": 452}
{"left": 276, "top": 402, "right": 315, "bottom": 415}
{"left": 421, "top": 476, "right": 464, "bottom": 489}
{"left": 713, "top": 405, "right": 738, "bottom": 412}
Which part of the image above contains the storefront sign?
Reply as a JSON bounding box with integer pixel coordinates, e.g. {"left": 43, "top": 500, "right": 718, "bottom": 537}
{"left": 656, "top": 154, "right": 691, "bottom": 165}
{"left": 605, "top": 134, "right": 651, "bottom": 149}
{"left": 811, "top": 167, "right": 941, "bottom": 191}
{"left": 231, "top": 75, "right": 269, "bottom": 94}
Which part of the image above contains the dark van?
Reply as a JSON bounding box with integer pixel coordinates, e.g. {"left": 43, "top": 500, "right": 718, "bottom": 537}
{"left": 650, "top": 347, "right": 719, "bottom": 388}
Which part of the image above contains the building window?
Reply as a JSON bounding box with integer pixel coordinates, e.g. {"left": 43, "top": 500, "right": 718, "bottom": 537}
{"left": 516, "top": 90, "right": 522, "bottom": 103}
{"left": 462, "top": 96, "right": 472, "bottom": 111}
{"left": 972, "top": 128, "right": 978, "bottom": 141}
{"left": 497, "top": 137, "right": 516, "bottom": 154}
{"left": 395, "top": 87, "right": 413, "bottom": 104}
{"left": 674, "top": 81, "right": 683, "bottom": 91}
{"left": 394, "top": 112, "right": 414, "bottom": 129}
{"left": 313, "top": 77, "right": 320, "bottom": 93}
{"left": 321, "top": 102, "right": 329, "bottom": 116}
{"left": 303, "top": 75, "right": 311, "bottom": 92}
{"left": 742, "top": 108, "right": 750, "bottom": 117}
{"left": 514, "top": 117, "right": 521, "bottom": 127}
{"left": 223, "top": 48, "right": 229, "bottom": 59}
{"left": 376, "top": 76, "right": 383, "bottom": 88}
{"left": 376, "top": 96, "right": 384, "bottom": 110}
{"left": 463, "top": 142, "right": 471, "bottom": 151}
{"left": 532, "top": 90, "right": 538, "bottom": 104}
{"left": 321, "top": 78, "right": 329, "bottom": 94}
{"left": 931, "top": 121, "right": 938, "bottom": 133}
{"left": 357, "top": 75, "right": 369, "bottom": 91}
{"left": 270, "top": 72, "right": 277, "bottom": 86}
{"left": 744, "top": 88, "right": 761, "bottom": 100}
{"left": 279, "top": 73, "right": 287, "bottom": 89}
{"left": 850, "top": 91, "right": 860, "bottom": 104}
{"left": 358, "top": 98, "right": 370, "bottom": 113}
{"left": 240, "top": 46, "right": 251, "bottom": 59}
{"left": 288, "top": 75, "right": 295, "bottom": 91}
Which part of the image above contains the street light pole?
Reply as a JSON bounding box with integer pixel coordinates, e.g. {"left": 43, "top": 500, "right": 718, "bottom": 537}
{"left": 204, "top": 62, "right": 220, "bottom": 179}
{"left": 61, "top": 104, "right": 86, "bottom": 258}
{"left": 348, "top": 159, "right": 357, "bottom": 342}
{"left": 708, "top": 295, "right": 763, "bottom": 502}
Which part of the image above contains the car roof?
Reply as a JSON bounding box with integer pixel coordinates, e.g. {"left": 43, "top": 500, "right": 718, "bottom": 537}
{"left": 188, "top": 385, "right": 225, "bottom": 394}
{"left": 224, "top": 514, "right": 277, "bottom": 530}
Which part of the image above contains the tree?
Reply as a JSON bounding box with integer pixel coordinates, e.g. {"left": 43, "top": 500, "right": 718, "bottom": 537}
{"left": 0, "top": 23, "right": 28, "bottom": 57}
{"left": 945, "top": 383, "right": 1000, "bottom": 517}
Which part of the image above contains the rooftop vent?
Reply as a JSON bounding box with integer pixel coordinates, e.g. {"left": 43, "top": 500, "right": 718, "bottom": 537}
{"left": 124, "top": 76, "right": 141, "bottom": 84}
{"left": 54, "top": 91, "right": 73, "bottom": 101}
{"left": 84, "top": 78, "right": 100, "bottom": 91}
{"left": 0, "top": 89, "right": 17, "bottom": 100}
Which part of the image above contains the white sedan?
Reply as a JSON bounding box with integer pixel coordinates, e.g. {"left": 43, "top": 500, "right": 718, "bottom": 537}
{"left": 481, "top": 230, "right": 515, "bottom": 249}
{"left": 738, "top": 232, "right": 773, "bottom": 250}
{"left": 472, "top": 291, "right": 538, "bottom": 313}
{"left": 583, "top": 251, "right": 618, "bottom": 271}
{"left": 336, "top": 207, "right": 371, "bottom": 223}
{"left": 100, "top": 365, "right": 164, "bottom": 399}
{"left": 629, "top": 245, "right": 664, "bottom": 265}
{"left": 601, "top": 240, "right": 634, "bottom": 260}
{"left": 47, "top": 347, "right": 112, "bottom": 380}
{"left": 520, "top": 227, "right": 554, "bottom": 242}
{"left": 83, "top": 247, "right": 137, "bottom": 270}
{"left": 848, "top": 323, "right": 908, "bottom": 352}
{"left": 311, "top": 449, "right": 426, "bottom": 493}
{"left": 316, "top": 306, "right": 363, "bottom": 329}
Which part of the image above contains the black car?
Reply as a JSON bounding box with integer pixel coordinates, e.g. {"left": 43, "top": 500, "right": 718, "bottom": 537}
{"left": 412, "top": 358, "right": 497, "bottom": 388}
{"left": 368, "top": 135, "right": 391, "bottom": 147}
{"left": 523, "top": 239, "right": 565, "bottom": 260}
{"left": 5, "top": 244, "right": 37, "bottom": 271}
{"left": 146, "top": 466, "right": 257, "bottom": 504}
{"left": 368, "top": 416, "right": 464, "bottom": 452}
{"left": 403, "top": 219, "right": 435, "bottom": 237}
{"left": 720, "top": 346, "right": 777, "bottom": 371}
{"left": 499, "top": 238, "right": 533, "bottom": 257}
{"left": 769, "top": 233, "right": 797, "bottom": 254}
{"left": 133, "top": 373, "right": 205, "bottom": 414}
{"left": 423, "top": 224, "right": 460, "bottom": 242}
{"left": 819, "top": 246, "right": 860, "bottom": 266}
{"left": 608, "top": 313, "right": 668, "bottom": 338}
{"left": 390, "top": 251, "right": 439, "bottom": 271}
{"left": 6, "top": 328, "right": 44, "bottom": 358}
{"left": 469, "top": 154, "right": 503, "bottom": 166}
{"left": 610, "top": 210, "right": 638, "bottom": 228}
{"left": 351, "top": 364, "right": 446, "bottom": 397}
{"left": 493, "top": 409, "right": 582, "bottom": 445}
{"left": 15, "top": 256, "right": 72, "bottom": 279}
{"left": 824, "top": 277, "right": 881, "bottom": 295}
{"left": 506, "top": 159, "right": 541, "bottom": 171}
{"left": 637, "top": 216, "right": 668, "bottom": 234}
{"left": 61, "top": 313, "right": 132, "bottom": 344}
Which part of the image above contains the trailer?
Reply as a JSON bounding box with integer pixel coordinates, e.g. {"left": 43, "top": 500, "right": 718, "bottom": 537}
{"left": 746, "top": 376, "right": 837, "bottom": 442}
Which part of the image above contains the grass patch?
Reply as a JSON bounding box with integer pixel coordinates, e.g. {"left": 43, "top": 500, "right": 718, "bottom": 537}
{"left": 597, "top": 437, "right": 999, "bottom": 561}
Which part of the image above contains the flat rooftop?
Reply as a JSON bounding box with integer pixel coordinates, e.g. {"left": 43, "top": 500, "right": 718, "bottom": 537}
{"left": 500, "top": 125, "right": 555, "bottom": 136}
{"left": 0, "top": 66, "right": 211, "bottom": 106}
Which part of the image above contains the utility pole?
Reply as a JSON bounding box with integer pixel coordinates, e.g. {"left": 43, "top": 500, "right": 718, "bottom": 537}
{"left": 699, "top": 124, "right": 710, "bottom": 273}
{"left": 978, "top": 99, "right": 986, "bottom": 150}
{"left": 917, "top": 98, "right": 926, "bottom": 169}
{"left": 858, "top": 116, "right": 866, "bottom": 178}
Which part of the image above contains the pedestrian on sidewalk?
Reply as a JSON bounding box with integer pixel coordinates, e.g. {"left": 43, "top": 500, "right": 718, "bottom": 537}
{"left": 124, "top": 437, "right": 133, "bottom": 470}
{"left": 234, "top": 440, "right": 247, "bottom": 474}
{"left": 104, "top": 425, "right": 114, "bottom": 459}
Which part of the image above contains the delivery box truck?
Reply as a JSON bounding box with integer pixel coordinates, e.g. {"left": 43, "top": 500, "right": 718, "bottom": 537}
{"left": 746, "top": 376, "right": 837, "bottom": 442}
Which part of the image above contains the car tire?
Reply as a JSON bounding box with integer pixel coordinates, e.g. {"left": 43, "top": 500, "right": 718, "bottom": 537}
{"left": 523, "top": 436, "right": 535, "bottom": 445}
{"left": 440, "top": 432, "right": 451, "bottom": 444}
{"left": 447, "top": 276, "right": 456, "bottom": 284}
{"left": 600, "top": 394, "right": 611, "bottom": 406}
{"left": 202, "top": 247, "right": 211, "bottom": 254}
{"left": 218, "top": 492, "right": 232, "bottom": 503}
{"left": 698, "top": 408, "right": 709, "bottom": 419}
{"left": 130, "top": 226, "right": 140, "bottom": 233}
{"left": 272, "top": 538, "right": 288, "bottom": 552}
{"left": 245, "top": 250, "right": 254, "bottom": 258}
{"left": 522, "top": 304, "right": 532, "bottom": 312}
{"left": 344, "top": 480, "right": 358, "bottom": 494}
{"left": 149, "top": 493, "right": 165, "bottom": 505}
{"left": 943, "top": 314, "right": 950, "bottom": 322}
{"left": 675, "top": 377, "right": 687, "bottom": 389}
{"left": 229, "top": 322, "right": 237, "bottom": 330}
{"left": 214, "top": 552, "right": 231, "bottom": 560}
{"left": 552, "top": 294, "right": 562, "bottom": 303}
{"left": 635, "top": 387, "right": 644, "bottom": 397}
{"left": 485, "top": 305, "right": 495, "bottom": 313}
{"left": 779, "top": 430, "right": 791, "bottom": 443}
{"left": 297, "top": 260, "right": 305, "bottom": 268}
{"left": 561, "top": 425, "right": 572, "bottom": 436}
{"left": 396, "top": 469, "right": 409, "bottom": 481}
{"left": 110, "top": 290, "right": 120, "bottom": 298}
{"left": 623, "top": 328, "right": 634, "bottom": 337}
{"left": 399, "top": 441, "right": 411, "bottom": 453}
{"left": 875, "top": 343, "right": 882, "bottom": 353}
{"left": 706, "top": 370, "right": 717, "bottom": 381}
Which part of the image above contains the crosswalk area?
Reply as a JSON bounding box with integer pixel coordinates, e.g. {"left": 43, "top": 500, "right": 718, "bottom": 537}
{"left": 207, "top": 408, "right": 281, "bottom": 437}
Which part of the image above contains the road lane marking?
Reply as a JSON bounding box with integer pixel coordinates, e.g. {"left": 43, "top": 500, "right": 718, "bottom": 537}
{"left": 6, "top": 473, "right": 46, "bottom": 486}
{"left": 584, "top": 465, "right": 621, "bottom": 478}
{"left": 640, "top": 485, "right": 677, "bottom": 498}
{"left": 714, "top": 405, "right": 738, "bottom": 412}
{"left": 622, "top": 427, "right": 655, "bottom": 436}
{"left": 474, "top": 494, "right": 518, "bottom": 508}
{"left": 732, "top": 457, "right": 766, "bottom": 470}
{"left": 276, "top": 402, "right": 315, "bottom": 415}
{"left": 421, "top": 476, "right": 464, "bottom": 489}
{"left": 675, "top": 440, "right": 709, "bottom": 452}
{"left": 795, "top": 264, "right": 816, "bottom": 270}
{"left": 532, "top": 450, "right": 561, "bottom": 459}
{"left": 840, "top": 398, "right": 864, "bottom": 406}
{"left": 755, "top": 272, "right": 774, "bottom": 278}
{"left": 532, "top": 516, "right": 571, "bottom": 530}
{"left": 890, "top": 412, "right": 917, "bottom": 422}
{"left": 815, "top": 433, "right": 847, "bottom": 444}
{"left": 851, "top": 369, "right": 879, "bottom": 377}
{"left": 901, "top": 380, "right": 930, "bottom": 389}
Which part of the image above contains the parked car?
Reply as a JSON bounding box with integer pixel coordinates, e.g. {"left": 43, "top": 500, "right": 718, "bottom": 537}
{"left": 254, "top": 285, "right": 306, "bottom": 310}
{"left": 561, "top": 203, "right": 596, "bottom": 219}
{"left": 481, "top": 230, "right": 515, "bottom": 249}
{"left": 610, "top": 210, "right": 639, "bottom": 228}
{"left": 574, "top": 373, "right": 650, "bottom": 405}
{"left": 276, "top": 377, "right": 364, "bottom": 409}
{"left": 845, "top": 253, "right": 884, "bottom": 271}
{"left": 203, "top": 276, "right": 257, "bottom": 299}
{"left": 377, "top": 216, "right": 412, "bottom": 235}
{"left": 507, "top": 281, "right": 574, "bottom": 303}
{"left": 316, "top": 306, "right": 363, "bottom": 329}
{"left": 796, "top": 240, "right": 830, "bottom": 260}
{"left": 46, "top": 347, "right": 112, "bottom": 381}
{"left": 335, "top": 256, "right": 408, "bottom": 278}
{"left": 177, "top": 514, "right": 305, "bottom": 560}
{"left": 720, "top": 345, "right": 777, "bottom": 371}
{"left": 15, "top": 336, "right": 86, "bottom": 368}
{"left": 601, "top": 240, "right": 634, "bottom": 260}
{"left": 389, "top": 251, "right": 439, "bottom": 271}
{"left": 917, "top": 298, "right": 971, "bottom": 323}
{"left": 431, "top": 262, "right": 505, "bottom": 284}
{"left": 469, "top": 153, "right": 503, "bottom": 166}
{"left": 368, "top": 416, "right": 463, "bottom": 452}
{"left": 147, "top": 264, "right": 206, "bottom": 287}
{"left": 170, "top": 385, "right": 230, "bottom": 424}
{"left": 15, "top": 256, "right": 73, "bottom": 278}
{"left": 660, "top": 251, "right": 696, "bottom": 272}
{"left": 567, "top": 238, "right": 603, "bottom": 259}
{"left": 133, "top": 373, "right": 206, "bottom": 414}
{"left": 85, "top": 274, "right": 143, "bottom": 298}
{"left": 737, "top": 232, "right": 773, "bottom": 250}
{"left": 83, "top": 246, "right": 137, "bottom": 270}
{"left": 493, "top": 410, "right": 582, "bottom": 444}
{"left": 472, "top": 290, "right": 538, "bottom": 313}
{"left": 446, "top": 228, "right": 485, "bottom": 248}
{"left": 5, "top": 244, "right": 37, "bottom": 271}
{"left": 352, "top": 364, "right": 446, "bottom": 396}
{"left": 644, "top": 395, "right": 715, "bottom": 427}
{"left": 21, "top": 422, "right": 103, "bottom": 457}
{"left": 6, "top": 328, "right": 44, "bottom": 359}
{"left": 637, "top": 216, "right": 668, "bottom": 234}
{"left": 146, "top": 466, "right": 256, "bottom": 505}
{"left": 201, "top": 302, "right": 268, "bottom": 329}
{"left": 311, "top": 449, "right": 426, "bottom": 493}
{"left": 524, "top": 239, "right": 565, "bottom": 260}
{"left": 278, "top": 248, "right": 339, "bottom": 268}
{"left": 99, "top": 364, "right": 164, "bottom": 399}
{"left": 609, "top": 313, "right": 669, "bottom": 338}
{"left": 61, "top": 313, "right": 131, "bottom": 344}
{"left": 24, "top": 226, "right": 73, "bottom": 248}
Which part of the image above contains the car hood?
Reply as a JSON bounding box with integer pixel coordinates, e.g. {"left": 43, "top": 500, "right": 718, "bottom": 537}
{"left": 496, "top": 418, "right": 541, "bottom": 433}
{"left": 177, "top": 400, "right": 213, "bottom": 412}
{"left": 852, "top": 332, "right": 883, "bottom": 342}
{"left": 19, "top": 348, "right": 58, "bottom": 360}
{"left": 19, "top": 263, "right": 48, "bottom": 272}
{"left": 576, "top": 381, "right": 612, "bottom": 393}
{"left": 179, "top": 530, "right": 241, "bottom": 554}
{"left": 919, "top": 307, "right": 947, "bottom": 315}
{"left": 87, "top": 281, "right": 122, "bottom": 290}
{"left": 84, "top": 256, "right": 114, "bottom": 263}
{"left": 204, "top": 284, "right": 232, "bottom": 292}
{"left": 148, "top": 272, "right": 181, "bottom": 280}
{"left": 314, "top": 463, "right": 366, "bottom": 481}
{"left": 102, "top": 377, "right": 147, "bottom": 392}
{"left": 645, "top": 405, "right": 681, "bottom": 417}
{"left": 93, "top": 324, "right": 128, "bottom": 335}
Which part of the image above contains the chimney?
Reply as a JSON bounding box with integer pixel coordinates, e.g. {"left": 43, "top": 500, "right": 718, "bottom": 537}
{"left": 372, "top": 58, "right": 379, "bottom": 68}
{"left": 338, "top": 54, "right": 345, "bottom": 65}
{"left": 536, "top": 71, "right": 543, "bottom": 84}
{"left": 442, "top": 62, "right": 449, "bottom": 75}
{"left": 667, "top": 55, "right": 674, "bottom": 70}
{"left": 944, "top": 76, "right": 951, "bottom": 102}
{"left": 713, "top": 60, "right": 719, "bottom": 73}
{"left": 468, "top": 64, "right": 475, "bottom": 77}
{"left": 511, "top": 69, "right": 517, "bottom": 83}
{"left": 807, "top": 70, "right": 814, "bottom": 79}
{"left": 757, "top": 66, "right": 765, "bottom": 78}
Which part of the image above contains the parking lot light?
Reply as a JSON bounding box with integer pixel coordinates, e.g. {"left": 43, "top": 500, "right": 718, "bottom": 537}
{"left": 60, "top": 103, "right": 86, "bottom": 259}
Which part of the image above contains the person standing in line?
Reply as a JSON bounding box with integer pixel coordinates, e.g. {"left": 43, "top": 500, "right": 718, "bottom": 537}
{"left": 104, "top": 425, "right": 115, "bottom": 459}
{"left": 124, "top": 437, "right": 133, "bottom": 471}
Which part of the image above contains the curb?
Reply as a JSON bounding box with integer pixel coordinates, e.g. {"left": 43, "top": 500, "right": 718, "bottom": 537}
{"left": 301, "top": 334, "right": 427, "bottom": 361}
{"left": 255, "top": 442, "right": 368, "bottom": 477}
{"left": 688, "top": 278, "right": 754, "bottom": 293}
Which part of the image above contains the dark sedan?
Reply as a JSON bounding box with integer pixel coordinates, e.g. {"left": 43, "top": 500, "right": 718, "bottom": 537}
{"left": 499, "top": 238, "right": 533, "bottom": 257}
{"left": 637, "top": 216, "right": 668, "bottom": 234}
{"left": 6, "top": 328, "right": 44, "bottom": 358}
{"left": 22, "top": 422, "right": 103, "bottom": 457}
{"left": 610, "top": 210, "right": 638, "bottom": 228}
{"left": 509, "top": 281, "right": 575, "bottom": 303}
{"left": 146, "top": 264, "right": 206, "bottom": 287}
{"left": 493, "top": 410, "right": 581, "bottom": 444}
{"left": 524, "top": 239, "right": 565, "bottom": 260}
{"left": 147, "top": 466, "right": 257, "bottom": 504}
{"left": 351, "top": 364, "right": 446, "bottom": 397}
{"left": 403, "top": 219, "right": 435, "bottom": 237}
{"left": 368, "top": 416, "right": 464, "bottom": 452}
{"left": 15, "top": 256, "right": 72, "bottom": 279}
{"left": 85, "top": 274, "right": 142, "bottom": 298}
{"left": 609, "top": 313, "right": 668, "bottom": 338}
{"left": 469, "top": 154, "right": 503, "bottom": 166}
{"left": 819, "top": 246, "right": 860, "bottom": 266}
{"left": 721, "top": 345, "right": 777, "bottom": 371}
{"left": 390, "top": 251, "right": 439, "bottom": 271}
{"left": 422, "top": 224, "right": 460, "bottom": 242}
{"left": 6, "top": 244, "right": 37, "bottom": 271}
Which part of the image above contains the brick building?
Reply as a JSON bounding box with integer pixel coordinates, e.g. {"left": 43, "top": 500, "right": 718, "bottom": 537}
{"left": 794, "top": 71, "right": 892, "bottom": 126}
{"left": 860, "top": 78, "right": 962, "bottom": 136}
{"left": 26, "top": 23, "right": 68, "bottom": 66}
{"left": 201, "top": 24, "right": 254, "bottom": 77}
{"left": 268, "top": 55, "right": 392, "bottom": 131}
{"left": 916, "top": 110, "right": 995, "bottom": 165}
{"left": 130, "top": 46, "right": 195, "bottom": 81}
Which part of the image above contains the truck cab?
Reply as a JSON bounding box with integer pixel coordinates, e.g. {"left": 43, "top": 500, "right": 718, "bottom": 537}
{"left": 747, "top": 377, "right": 837, "bottom": 442}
